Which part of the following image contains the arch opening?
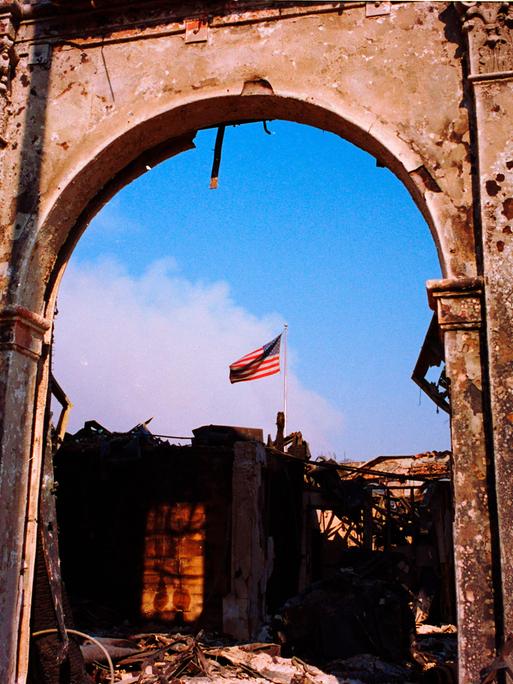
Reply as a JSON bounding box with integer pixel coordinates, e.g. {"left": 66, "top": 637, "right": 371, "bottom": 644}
{"left": 45, "top": 117, "right": 455, "bottom": 681}
{"left": 21, "top": 91, "right": 456, "bottom": 320}
{"left": 52, "top": 119, "right": 449, "bottom": 457}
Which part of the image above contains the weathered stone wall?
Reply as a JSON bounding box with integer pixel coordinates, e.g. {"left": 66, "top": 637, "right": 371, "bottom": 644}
{"left": 462, "top": 1, "right": 513, "bottom": 654}
{"left": 0, "top": 2, "right": 511, "bottom": 682}
{"left": 0, "top": 0, "right": 477, "bottom": 314}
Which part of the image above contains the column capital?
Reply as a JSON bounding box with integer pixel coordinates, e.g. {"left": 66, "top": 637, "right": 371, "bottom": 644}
{"left": 427, "top": 277, "right": 483, "bottom": 331}
{"left": 0, "top": 4, "right": 20, "bottom": 146}
{"left": 0, "top": 305, "right": 51, "bottom": 360}
{"left": 457, "top": 2, "right": 513, "bottom": 80}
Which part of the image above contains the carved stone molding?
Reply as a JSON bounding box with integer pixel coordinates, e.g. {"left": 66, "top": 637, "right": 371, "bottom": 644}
{"left": 427, "top": 277, "right": 483, "bottom": 331}
{"left": 0, "top": 11, "right": 17, "bottom": 144}
{"left": 0, "top": 19, "right": 14, "bottom": 95}
{"left": 0, "top": 305, "right": 51, "bottom": 361}
{"left": 459, "top": 2, "right": 513, "bottom": 77}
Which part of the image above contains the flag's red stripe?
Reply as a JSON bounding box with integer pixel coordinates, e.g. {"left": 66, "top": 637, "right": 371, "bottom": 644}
{"left": 234, "top": 353, "right": 279, "bottom": 367}
{"left": 230, "top": 353, "right": 279, "bottom": 372}
{"left": 230, "top": 357, "right": 260, "bottom": 369}
{"left": 236, "top": 353, "right": 279, "bottom": 367}
{"left": 233, "top": 356, "right": 280, "bottom": 373}
{"left": 230, "top": 366, "right": 281, "bottom": 383}
{"left": 230, "top": 364, "right": 280, "bottom": 382}
{"left": 235, "top": 346, "right": 263, "bottom": 359}
{"left": 231, "top": 357, "right": 259, "bottom": 367}
{"left": 231, "top": 368, "right": 281, "bottom": 383}
{"left": 230, "top": 356, "right": 280, "bottom": 377}
{"left": 242, "top": 367, "right": 280, "bottom": 380}
{"left": 230, "top": 348, "right": 264, "bottom": 367}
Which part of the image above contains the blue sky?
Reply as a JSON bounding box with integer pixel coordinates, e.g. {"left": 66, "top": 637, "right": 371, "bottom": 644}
{"left": 53, "top": 121, "right": 450, "bottom": 458}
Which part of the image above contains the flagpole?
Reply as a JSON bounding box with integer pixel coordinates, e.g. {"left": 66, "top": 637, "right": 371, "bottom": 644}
{"left": 283, "top": 324, "right": 288, "bottom": 435}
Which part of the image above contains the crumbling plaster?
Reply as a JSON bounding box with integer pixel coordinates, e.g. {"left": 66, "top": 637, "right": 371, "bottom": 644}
{"left": 0, "top": 0, "right": 478, "bottom": 316}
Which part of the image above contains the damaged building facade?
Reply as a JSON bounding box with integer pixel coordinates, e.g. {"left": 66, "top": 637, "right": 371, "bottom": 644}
{"left": 52, "top": 421, "right": 453, "bottom": 635}
{"left": 49, "top": 417, "right": 455, "bottom": 682}
{"left": 53, "top": 422, "right": 306, "bottom": 641}
{"left": 0, "top": 1, "right": 512, "bottom": 682}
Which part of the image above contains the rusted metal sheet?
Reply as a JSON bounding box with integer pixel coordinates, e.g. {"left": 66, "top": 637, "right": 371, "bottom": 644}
{"left": 412, "top": 314, "right": 450, "bottom": 415}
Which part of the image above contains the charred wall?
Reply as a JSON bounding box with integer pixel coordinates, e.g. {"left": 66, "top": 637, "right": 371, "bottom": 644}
{"left": 54, "top": 427, "right": 305, "bottom": 635}
{"left": 55, "top": 435, "right": 233, "bottom": 630}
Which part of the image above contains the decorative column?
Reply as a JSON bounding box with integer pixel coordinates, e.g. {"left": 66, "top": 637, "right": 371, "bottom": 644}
{"left": 0, "top": 3, "right": 19, "bottom": 152}
{"left": 0, "top": 3, "right": 20, "bottom": 297}
{"left": 460, "top": 1, "right": 513, "bottom": 644}
{"left": 428, "top": 277, "right": 496, "bottom": 683}
{"left": 0, "top": 305, "right": 51, "bottom": 683}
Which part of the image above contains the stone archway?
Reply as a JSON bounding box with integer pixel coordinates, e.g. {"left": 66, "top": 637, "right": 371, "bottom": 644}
{"left": 0, "top": 2, "right": 512, "bottom": 682}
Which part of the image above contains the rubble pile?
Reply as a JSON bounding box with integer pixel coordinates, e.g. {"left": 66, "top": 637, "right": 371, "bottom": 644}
{"left": 80, "top": 628, "right": 457, "bottom": 684}
{"left": 326, "top": 654, "right": 412, "bottom": 684}
{"left": 275, "top": 570, "right": 414, "bottom": 663}
{"left": 412, "top": 625, "right": 457, "bottom": 680}
{"left": 83, "top": 633, "right": 340, "bottom": 684}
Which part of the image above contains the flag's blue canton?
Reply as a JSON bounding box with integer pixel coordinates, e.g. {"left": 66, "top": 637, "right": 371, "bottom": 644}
{"left": 263, "top": 335, "right": 281, "bottom": 358}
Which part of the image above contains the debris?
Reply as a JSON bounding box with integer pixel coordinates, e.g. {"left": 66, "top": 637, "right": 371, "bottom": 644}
{"left": 275, "top": 570, "right": 415, "bottom": 663}
{"left": 304, "top": 453, "right": 454, "bottom": 626}
{"left": 326, "top": 653, "right": 413, "bottom": 683}
{"left": 415, "top": 624, "right": 456, "bottom": 636}
{"left": 88, "top": 632, "right": 339, "bottom": 683}
{"left": 411, "top": 626, "right": 457, "bottom": 673}
{"left": 477, "top": 633, "right": 513, "bottom": 684}
{"left": 80, "top": 637, "right": 141, "bottom": 665}
{"left": 52, "top": 418, "right": 458, "bottom": 683}
{"left": 50, "top": 373, "right": 73, "bottom": 444}
{"left": 74, "top": 627, "right": 460, "bottom": 683}
{"left": 412, "top": 314, "right": 450, "bottom": 414}
{"left": 209, "top": 125, "right": 225, "bottom": 189}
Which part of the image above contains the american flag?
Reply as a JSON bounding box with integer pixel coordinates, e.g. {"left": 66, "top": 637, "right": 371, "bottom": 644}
{"left": 229, "top": 334, "right": 282, "bottom": 384}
